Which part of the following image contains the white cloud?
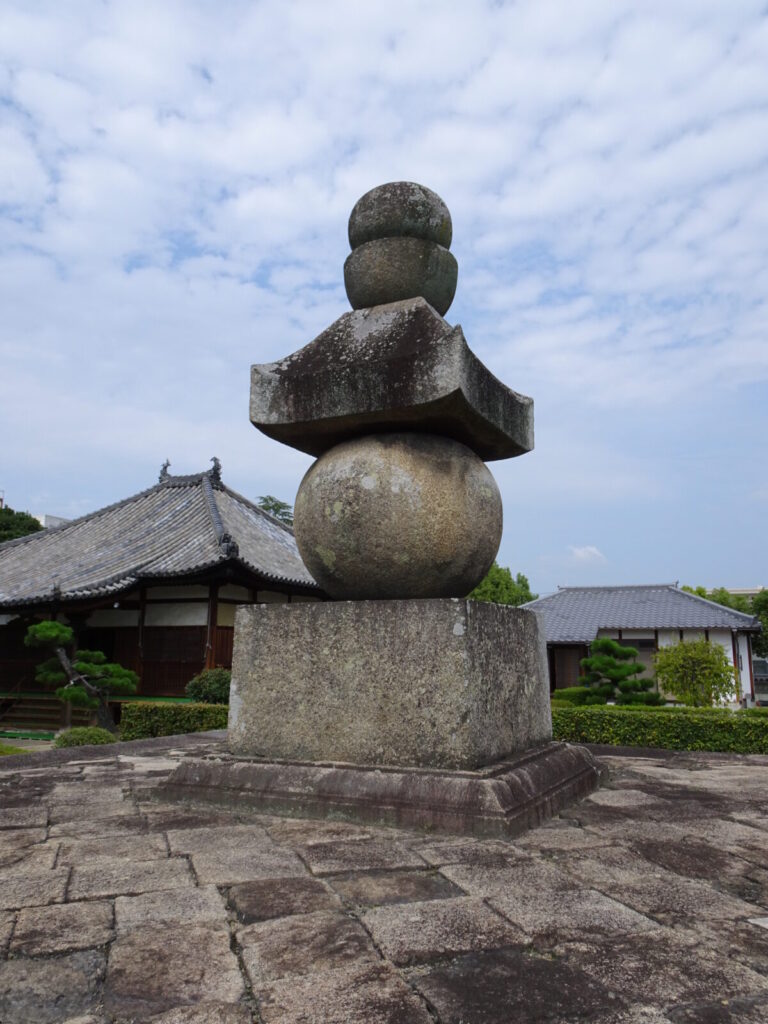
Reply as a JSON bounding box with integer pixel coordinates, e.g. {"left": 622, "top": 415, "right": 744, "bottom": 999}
{"left": 1, "top": 0, "right": 767, "bottom": 593}
{"left": 568, "top": 546, "right": 607, "bottom": 564}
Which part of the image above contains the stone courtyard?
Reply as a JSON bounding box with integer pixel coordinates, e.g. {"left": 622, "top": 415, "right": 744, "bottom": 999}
{"left": 2, "top": 734, "right": 768, "bottom": 1024}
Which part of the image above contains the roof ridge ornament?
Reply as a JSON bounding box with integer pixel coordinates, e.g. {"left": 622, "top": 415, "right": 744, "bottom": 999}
{"left": 210, "top": 457, "right": 222, "bottom": 484}
{"left": 159, "top": 460, "right": 171, "bottom": 482}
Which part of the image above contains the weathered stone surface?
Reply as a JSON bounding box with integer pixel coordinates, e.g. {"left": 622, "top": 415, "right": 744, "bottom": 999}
{"left": 238, "top": 910, "right": 378, "bottom": 983}
{"left": 162, "top": 742, "right": 602, "bottom": 839}
{"left": 411, "top": 947, "right": 622, "bottom": 1024}
{"left": 562, "top": 931, "right": 768, "bottom": 1006}
{"left": 0, "top": 910, "right": 14, "bottom": 952}
{"left": 0, "top": 867, "right": 69, "bottom": 909}
{"left": 12, "top": 900, "right": 114, "bottom": 955}
{"left": 255, "top": 961, "right": 434, "bottom": 1024}
{"left": 192, "top": 848, "right": 307, "bottom": 886}
{"left": 296, "top": 838, "right": 426, "bottom": 876}
{"left": 490, "top": 888, "right": 659, "bottom": 946}
{"left": 115, "top": 885, "right": 227, "bottom": 933}
{"left": 69, "top": 857, "right": 192, "bottom": 899}
{"left": 328, "top": 868, "right": 463, "bottom": 907}
{"left": 363, "top": 896, "right": 523, "bottom": 965}
{"left": 105, "top": 924, "right": 244, "bottom": 1019}
{"left": 145, "top": 1006, "right": 252, "bottom": 1024}
{"left": 57, "top": 833, "right": 168, "bottom": 865}
{"left": 0, "top": 950, "right": 105, "bottom": 1024}
{"left": 229, "top": 599, "right": 552, "bottom": 769}
{"left": 344, "top": 236, "right": 458, "bottom": 314}
{"left": 229, "top": 877, "right": 339, "bottom": 923}
{"left": 293, "top": 433, "right": 501, "bottom": 599}
{"left": 0, "top": 806, "right": 47, "bottom": 828}
{"left": 348, "top": 181, "right": 452, "bottom": 249}
{"left": 250, "top": 297, "right": 533, "bottom": 461}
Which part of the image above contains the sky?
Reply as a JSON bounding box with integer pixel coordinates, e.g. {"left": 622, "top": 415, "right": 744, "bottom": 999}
{"left": 1, "top": 0, "right": 767, "bottom": 596}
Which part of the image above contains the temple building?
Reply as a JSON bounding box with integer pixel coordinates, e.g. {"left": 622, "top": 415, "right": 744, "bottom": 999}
{"left": 0, "top": 462, "right": 321, "bottom": 716}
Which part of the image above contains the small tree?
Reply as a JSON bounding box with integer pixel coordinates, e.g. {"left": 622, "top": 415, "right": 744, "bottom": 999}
{"left": 468, "top": 564, "right": 537, "bottom": 606}
{"left": 0, "top": 505, "right": 43, "bottom": 543}
{"left": 752, "top": 590, "right": 768, "bottom": 658}
{"left": 256, "top": 495, "right": 293, "bottom": 526}
{"left": 579, "top": 637, "right": 661, "bottom": 705}
{"left": 653, "top": 638, "right": 736, "bottom": 707}
{"left": 24, "top": 621, "right": 138, "bottom": 732}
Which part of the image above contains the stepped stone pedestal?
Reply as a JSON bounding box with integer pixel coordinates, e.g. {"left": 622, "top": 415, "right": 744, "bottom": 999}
{"left": 160, "top": 181, "right": 603, "bottom": 836}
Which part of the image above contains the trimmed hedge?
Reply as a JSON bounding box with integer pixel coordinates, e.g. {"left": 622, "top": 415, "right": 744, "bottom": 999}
{"left": 552, "top": 705, "right": 768, "bottom": 754}
{"left": 54, "top": 727, "right": 116, "bottom": 748}
{"left": 120, "top": 702, "right": 229, "bottom": 741}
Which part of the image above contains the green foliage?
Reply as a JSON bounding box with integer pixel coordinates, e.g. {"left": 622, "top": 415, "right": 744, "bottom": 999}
{"left": 185, "top": 668, "right": 231, "bottom": 704}
{"left": 54, "top": 727, "right": 117, "bottom": 748}
{"left": 468, "top": 563, "right": 537, "bottom": 606}
{"left": 577, "top": 638, "right": 661, "bottom": 705}
{"left": 256, "top": 495, "right": 294, "bottom": 525}
{"left": 752, "top": 590, "right": 768, "bottom": 658}
{"left": 653, "top": 639, "right": 736, "bottom": 707}
{"left": 119, "top": 702, "right": 228, "bottom": 741}
{"left": 552, "top": 705, "right": 768, "bottom": 754}
{"left": 0, "top": 743, "right": 27, "bottom": 756}
{"left": 552, "top": 685, "right": 611, "bottom": 706}
{"left": 0, "top": 505, "right": 43, "bottom": 543}
{"left": 683, "top": 584, "right": 767, "bottom": 658}
{"left": 24, "top": 621, "right": 74, "bottom": 648}
{"left": 24, "top": 620, "right": 138, "bottom": 731}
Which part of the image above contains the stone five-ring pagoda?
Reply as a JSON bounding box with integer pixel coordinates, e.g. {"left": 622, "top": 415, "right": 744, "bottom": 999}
{"left": 164, "top": 183, "right": 601, "bottom": 835}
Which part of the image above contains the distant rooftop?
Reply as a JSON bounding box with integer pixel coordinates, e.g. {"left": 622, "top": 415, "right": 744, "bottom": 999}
{"left": 525, "top": 584, "right": 760, "bottom": 644}
{"left": 0, "top": 461, "right": 317, "bottom": 608}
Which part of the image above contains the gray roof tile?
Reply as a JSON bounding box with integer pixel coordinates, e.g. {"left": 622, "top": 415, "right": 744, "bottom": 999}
{"left": 524, "top": 584, "right": 760, "bottom": 643}
{"left": 0, "top": 470, "right": 316, "bottom": 607}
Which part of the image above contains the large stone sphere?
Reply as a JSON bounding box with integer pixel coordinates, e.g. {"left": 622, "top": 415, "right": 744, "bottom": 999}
{"left": 293, "top": 433, "right": 502, "bottom": 600}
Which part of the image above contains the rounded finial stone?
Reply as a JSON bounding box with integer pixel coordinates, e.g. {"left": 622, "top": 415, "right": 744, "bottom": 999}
{"left": 348, "top": 182, "right": 452, "bottom": 249}
{"left": 293, "top": 432, "right": 502, "bottom": 600}
{"left": 344, "top": 182, "right": 458, "bottom": 316}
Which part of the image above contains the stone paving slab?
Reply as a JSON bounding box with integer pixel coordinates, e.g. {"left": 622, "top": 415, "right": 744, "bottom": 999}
{"left": 363, "top": 896, "right": 524, "bottom": 965}
{"left": 69, "top": 856, "right": 193, "bottom": 899}
{"left": 328, "top": 867, "right": 464, "bottom": 907}
{"left": 228, "top": 876, "right": 340, "bottom": 923}
{"left": 104, "top": 923, "right": 244, "bottom": 1019}
{"left": 11, "top": 900, "right": 114, "bottom": 955}
{"left": 238, "top": 909, "right": 379, "bottom": 983}
{"left": 115, "top": 885, "right": 227, "bottom": 933}
{"left": 0, "top": 949, "right": 105, "bottom": 1024}
{"left": 2, "top": 738, "right": 768, "bottom": 1023}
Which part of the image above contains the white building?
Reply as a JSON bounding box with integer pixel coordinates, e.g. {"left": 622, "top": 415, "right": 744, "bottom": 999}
{"left": 525, "top": 584, "right": 761, "bottom": 700}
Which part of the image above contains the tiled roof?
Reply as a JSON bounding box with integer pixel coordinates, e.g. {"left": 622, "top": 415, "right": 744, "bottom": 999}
{"left": 0, "top": 467, "right": 317, "bottom": 608}
{"left": 524, "top": 584, "right": 760, "bottom": 644}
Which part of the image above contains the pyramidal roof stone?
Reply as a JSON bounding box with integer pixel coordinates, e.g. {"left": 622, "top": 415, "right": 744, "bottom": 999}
{"left": 250, "top": 296, "right": 533, "bottom": 461}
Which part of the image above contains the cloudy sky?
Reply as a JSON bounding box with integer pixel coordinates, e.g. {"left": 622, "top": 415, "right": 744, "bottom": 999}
{"left": 2, "top": 0, "right": 767, "bottom": 595}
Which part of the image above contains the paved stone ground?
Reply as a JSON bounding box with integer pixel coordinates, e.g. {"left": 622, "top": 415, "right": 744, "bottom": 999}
{"left": 2, "top": 734, "right": 768, "bottom": 1023}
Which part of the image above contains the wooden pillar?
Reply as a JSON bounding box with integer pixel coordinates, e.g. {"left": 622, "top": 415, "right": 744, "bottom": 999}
{"left": 205, "top": 584, "right": 219, "bottom": 670}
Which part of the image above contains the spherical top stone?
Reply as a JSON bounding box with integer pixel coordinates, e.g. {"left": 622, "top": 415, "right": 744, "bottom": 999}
{"left": 348, "top": 182, "right": 452, "bottom": 250}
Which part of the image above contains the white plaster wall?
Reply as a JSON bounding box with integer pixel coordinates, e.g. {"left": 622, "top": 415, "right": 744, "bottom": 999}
{"left": 737, "top": 633, "right": 752, "bottom": 698}
{"left": 657, "top": 629, "right": 679, "bottom": 648}
{"left": 256, "top": 590, "right": 289, "bottom": 603}
{"left": 86, "top": 609, "right": 140, "bottom": 627}
{"left": 217, "top": 603, "right": 237, "bottom": 627}
{"left": 145, "top": 585, "right": 209, "bottom": 599}
{"left": 144, "top": 603, "right": 208, "bottom": 626}
{"left": 219, "top": 584, "right": 251, "bottom": 601}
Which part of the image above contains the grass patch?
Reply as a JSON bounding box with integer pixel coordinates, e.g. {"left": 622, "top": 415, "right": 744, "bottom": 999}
{"left": 0, "top": 742, "right": 28, "bottom": 756}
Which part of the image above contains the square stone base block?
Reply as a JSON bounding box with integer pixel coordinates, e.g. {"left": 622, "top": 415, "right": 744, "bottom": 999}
{"left": 228, "top": 598, "right": 553, "bottom": 770}
{"left": 157, "top": 742, "right": 604, "bottom": 840}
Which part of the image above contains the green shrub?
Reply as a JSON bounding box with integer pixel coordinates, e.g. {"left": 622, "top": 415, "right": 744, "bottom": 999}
{"left": 54, "top": 727, "right": 117, "bottom": 748}
{"left": 119, "top": 702, "right": 228, "bottom": 741}
{"left": 185, "top": 668, "right": 231, "bottom": 705}
{"left": 552, "top": 705, "right": 768, "bottom": 754}
{"left": 553, "top": 686, "right": 609, "bottom": 706}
